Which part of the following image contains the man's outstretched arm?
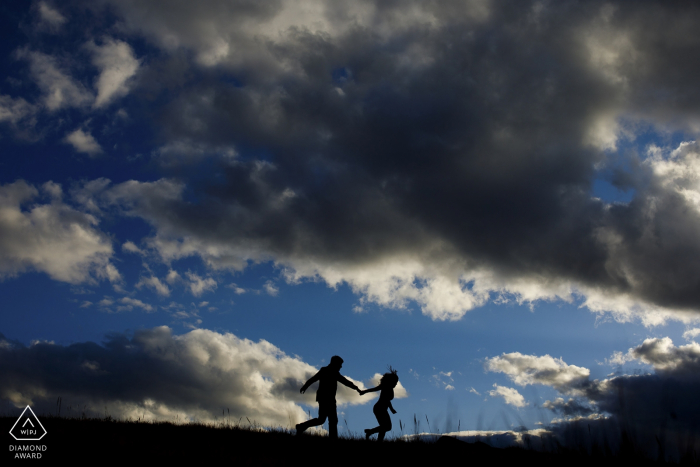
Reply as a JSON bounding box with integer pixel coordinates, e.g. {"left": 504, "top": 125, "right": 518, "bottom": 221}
{"left": 337, "top": 374, "right": 360, "bottom": 392}
{"left": 300, "top": 370, "right": 321, "bottom": 394}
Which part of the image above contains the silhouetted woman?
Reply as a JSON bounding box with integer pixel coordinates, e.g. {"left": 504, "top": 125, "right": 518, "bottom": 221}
{"left": 360, "top": 367, "right": 398, "bottom": 441}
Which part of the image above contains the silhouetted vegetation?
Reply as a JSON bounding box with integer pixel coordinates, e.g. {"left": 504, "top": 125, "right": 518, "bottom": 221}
{"left": 2, "top": 414, "right": 694, "bottom": 465}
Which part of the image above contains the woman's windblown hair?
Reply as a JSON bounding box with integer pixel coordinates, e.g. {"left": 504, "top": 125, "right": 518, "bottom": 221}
{"left": 380, "top": 366, "right": 399, "bottom": 386}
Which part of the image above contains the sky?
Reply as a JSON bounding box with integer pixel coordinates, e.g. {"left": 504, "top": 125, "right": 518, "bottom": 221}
{"left": 2, "top": 0, "right": 700, "bottom": 451}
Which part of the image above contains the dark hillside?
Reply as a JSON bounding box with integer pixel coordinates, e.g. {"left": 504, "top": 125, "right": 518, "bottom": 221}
{"left": 2, "top": 416, "right": 686, "bottom": 465}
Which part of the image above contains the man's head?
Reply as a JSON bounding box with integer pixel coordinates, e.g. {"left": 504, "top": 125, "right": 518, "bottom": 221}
{"left": 330, "top": 355, "right": 344, "bottom": 369}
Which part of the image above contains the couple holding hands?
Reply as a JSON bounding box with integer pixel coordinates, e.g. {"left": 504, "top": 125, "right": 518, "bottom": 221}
{"left": 296, "top": 355, "right": 399, "bottom": 441}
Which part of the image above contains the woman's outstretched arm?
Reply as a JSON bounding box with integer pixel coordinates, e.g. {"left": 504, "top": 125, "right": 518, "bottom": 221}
{"left": 359, "top": 386, "right": 381, "bottom": 395}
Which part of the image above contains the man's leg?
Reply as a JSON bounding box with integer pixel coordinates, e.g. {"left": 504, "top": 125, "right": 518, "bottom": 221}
{"left": 327, "top": 403, "right": 338, "bottom": 439}
{"left": 295, "top": 405, "right": 328, "bottom": 435}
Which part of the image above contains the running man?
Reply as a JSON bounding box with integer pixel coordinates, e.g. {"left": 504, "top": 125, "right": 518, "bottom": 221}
{"left": 296, "top": 355, "right": 361, "bottom": 439}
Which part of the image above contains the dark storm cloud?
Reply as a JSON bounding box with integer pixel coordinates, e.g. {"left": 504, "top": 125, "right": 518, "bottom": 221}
{"left": 541, "top": 397, "right": 595, "bottom": 417}
{"left": 17, "top": 0, "right": 700, "bottom": 320}
{"left": 0, "top": 327, "right": 371, "bottom": 425}
{"left": 486, "top": 338, "right": 700, "bottom": 458}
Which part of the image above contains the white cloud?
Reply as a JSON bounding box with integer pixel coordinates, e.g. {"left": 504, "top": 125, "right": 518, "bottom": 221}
{"left": 411, "top": 428, "right": 551, "bottom": 450}
{"left": 0, "top": 95, "right": 37, "bottom": 125}
{"left": 64, "top": 128, "right": 103, "bottom": 156}
{"left": 647, "top": 141, "right": 700, "bottom": 212}
{"left": 165, "top": 269, "right": 181, "bottom": 284}
{"left": 0, "top": 326, "right": 375, "bottom": 426}
{"left": 16, "top": 49, "right": 92, "bottom": 111}
{"left": 367, "top": 373, "right": 409, "bottom": 399}
{"left": 185, "top": 272, "right": 217, "bottom": 296}
{"left": 604, "top": 350, "right": 634, "bottom": 366}
{"left": 136, "top": 276, "right": 171, "bottom": 296}
{"left": 626, "top": 337, "right": 700, "bottom": 372}
{"left": 430, "top": 369, "right": 455, "bottom": 390}
{"left": 36, "top": 2, "right": 66, "bottom": 30}
{"left": 487, "top": 384, "right": 526, "bottom": 408}
{"left": 122, "top": 241, "right": 144, "bottom": 255}
{"left": 0, "top": 180, "right": 117, "bottom": 285}
{"left": 119, "top": 297, "right": 154, "bottom": 312}
{"left": 484, "top": 352, "right": 590, "bottom": 394}
{"left": 468, "top": 387, "right": 480, "bottom": 395}
{"left": 226, "top": 283, "right": 246, "bottom": 294}
{"left": 89, "top": 38, "right": 140, "bottom": 108}
{"left": 263, "top": 280, "right": 279, "bottom": 296}
{"left": 284, "top": 257, "right": 494, "bottom": 321}
{"left": 603, "top": 338, "right": 700, "bottom": 373}
{"left": 683, "top": 328, "right": 700, "bottom": 342}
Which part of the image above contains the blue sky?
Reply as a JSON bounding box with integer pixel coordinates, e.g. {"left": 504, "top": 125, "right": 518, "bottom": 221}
{"left": 2, "top": 0, "right": 700, "bottom": 446}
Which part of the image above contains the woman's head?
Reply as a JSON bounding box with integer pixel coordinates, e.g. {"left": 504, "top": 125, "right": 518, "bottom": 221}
{"left": 380, "top": 366, "right": 399, "bottom": 388}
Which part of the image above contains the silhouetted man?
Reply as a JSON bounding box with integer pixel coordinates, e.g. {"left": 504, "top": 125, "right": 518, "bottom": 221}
{"left": 296, "top": 355, "right": 361, "bottom": 439}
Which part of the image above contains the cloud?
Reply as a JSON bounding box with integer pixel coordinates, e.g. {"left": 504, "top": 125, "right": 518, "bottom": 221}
{"left": 541, "top": 398, "right": 595, "bottom": 417}
{"left": 136, "top": 276, "right": 171, "bottom": 296}
{"left": 487, "top": 384, "right": 526, "bottom": 408}
{"left": 122, "top": 241, "right": 144, "bottom": 255}
{"left": 603, "top": 337, "right": 700, "bottom": 373}
{"left": 263, "top": 280, "right": 279, "bottom": 296}
{"left": 36, "top": 2, "right": 66, "bottom": 31}
{"left": 64, "top": 128, "right": 103, "bottom": 156}
{"left": 0, "top": 180, "right": 117, "bottom": 284}
{"left": 484, "top": 353, "right": 591, "bottom": 395}
{"left": 0, "top": 95, "right": 38, "bottom": 140}
{"left": 89, "top": 38, "right": 140, "bottom": 108}
{"left": 165, "top": 269, "right": 181, "bottom": 284}
{"left": 485, "top": 339, "right": 700, "bottom": 456}
{"left": 0, "top": 326, "right": 373, "bottom": 426}
{"left": 367, "top": 373, "right": 409, "bottom": 399}
{"left": 626, "top": 337, "right": 700, "bottom": 373}
{"left": 98, "top": 297, "right": 114, "bottom": 307}
{"left": 118, "top": 296, "right": 154, "bottom": 312}
{"left": 604, "top": 350, "right": 634, "bottom": 367}
{"left": 185, "top": 272, "right": 216, "bottom": 296}
{"left": 226, "top": 283, "right": 246, "bottom": 294}
{"left": 152, "top": 140, "right": 238, "bottom": 167}
{"left": 0, "top": 95, "right": 37, "bottom": 126}
{"left": 16, "top": 48, "right": 92, "bottom": 111}
{"left": 431, "top": 369, "right": 456, "bottom": 389}
{"left": 19, "top": 0, "right": 700, "bottom": 323}
{"left": 683, "top": 328, "right": 700, "bottom": 342}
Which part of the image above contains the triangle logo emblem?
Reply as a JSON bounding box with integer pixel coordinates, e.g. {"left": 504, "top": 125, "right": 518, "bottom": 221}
{"left": 9, "top": 406, "right": 47, "bottom": 441}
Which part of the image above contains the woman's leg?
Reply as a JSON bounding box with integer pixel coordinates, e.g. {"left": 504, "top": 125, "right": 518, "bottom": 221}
{"left": 365, "top": 404, "right": 385, "bottom": 439}
{"left": 374, "top": 406, "right": 392, "bottom": 441}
